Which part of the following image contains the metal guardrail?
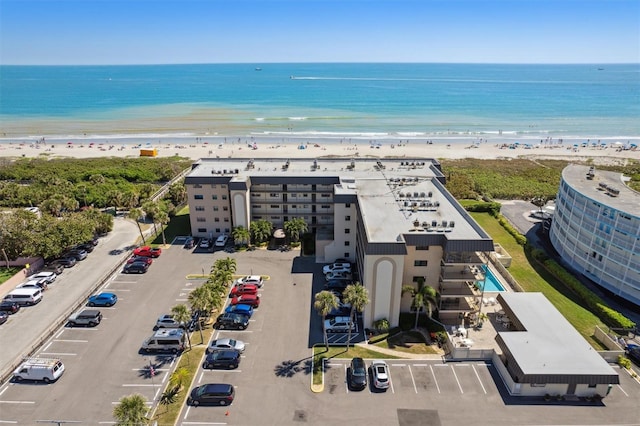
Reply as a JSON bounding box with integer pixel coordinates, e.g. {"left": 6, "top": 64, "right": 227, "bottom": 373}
{"left": 0, "top": 250, "right": 132, "bottom": 385}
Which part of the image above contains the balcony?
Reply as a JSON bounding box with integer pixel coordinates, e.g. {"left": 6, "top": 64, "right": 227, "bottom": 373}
{"left": 439, "top": 281, "right": 481, "bottom": 298}
{"left": 439, "top": 297, "right": 478, "bottom": 312}
{"left": 440, "top": 267, "right": 485, "bottom": 283}
{"left": 442, "top": 252, "right": 485, "bottom": 265}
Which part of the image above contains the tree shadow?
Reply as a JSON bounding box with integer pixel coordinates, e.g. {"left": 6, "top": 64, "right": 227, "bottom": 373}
{"left": 274, "top": 352, "right": 333, "bottom": 378}
{"left": 137, "top": 355, "right": 176, "bottom": 379}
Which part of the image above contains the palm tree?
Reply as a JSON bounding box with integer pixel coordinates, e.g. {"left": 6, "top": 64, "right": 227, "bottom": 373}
{"left": 250, "top": 219, "right": 273, "bottom": 244}
{"left": 113, "top": 393, "right": 148, "bottom": 426}
{"left": 171, "top": 304, "right": 192, "bottom": 349}
{"left": 343, "top": 283, "right": 369, "bottom": 349}
{"left": 127, "top": 208, "right": 146, "bottom": 244}
{"left": 284, "top": 217, "right": 308, "bottom": 242}
{"left": 401, "top": 277, "right": 438, "bottom": 330}
{"left": 188, "top": 285, "right": 214, "bottom": 343}
{"left": 155, "top": 210, "right": 169, "bottom": 245}
{"left": 232, "top": 225, "right": 250, "bottom": 247}
{"left": 168, "top": 367, "right": 190, "bottom": 392}
{"left": 211, "top": 257, "right": 237, "bottom": 287}
{"left": 314, "top": 291, "right": 340, "bottom": 350}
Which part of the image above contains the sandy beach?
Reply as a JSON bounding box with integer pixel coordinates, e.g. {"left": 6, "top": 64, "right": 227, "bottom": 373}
{"left": 1, "top": 134, "right": 639, "bottom": 166}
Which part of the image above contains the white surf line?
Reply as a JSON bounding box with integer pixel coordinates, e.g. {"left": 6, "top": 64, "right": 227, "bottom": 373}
{"left": 408, "top": 365, "right": 418, "bottom": 393}
{"left": 429, "top": 365, "right": 441, "bottom": 394}
{"left": 450, "top": 365, "right": 464, "bottom": 394}
{"left": 472, "top": 364, "right": 487, "bottom": 394}
{"left": 54, "top": 339, "right": 89, "bottom": 343}
{"left": 40, "top": 352, "right": 76, "bottom": 356}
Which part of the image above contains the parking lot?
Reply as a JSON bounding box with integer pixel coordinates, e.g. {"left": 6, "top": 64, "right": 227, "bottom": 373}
{"left": 2, "top": 237, "right": 640, "bottom": 425}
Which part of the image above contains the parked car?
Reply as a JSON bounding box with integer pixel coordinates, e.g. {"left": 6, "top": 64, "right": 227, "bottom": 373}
{"left": 348, "top": 357, "right": 368, "bottom": 390}
{"left": 65, "top": 248, "right": 88, "bottom": 261}
{"left": 325, "top": 271, "right": 353, "bottom": 281}
{"left": 88, "top": 292, "right": 117, "bottom": 307}
{"left": 233, "top": 275, "right": 264, "bottom": 288}
{"left": 207, "top": 338, "right": 245, "bottom": 354}
{"left": 324, "top": 316, "right": 355, "bottom": 333}
{"left": 30, "top": 271, "right": 57, "bottom": 284}
{"left": 0, "top": 300, "right": 20, "bottom": 314}
{"left": 224, "top": 304, "right": 254, "bottom": 318}
{"left": 215, "top": 313, "right": 249, "bottom": 330}
{"left": 370, "top": 360, "right": 390, "bottom": 390}
{"left": 133, "top": 246, "right": 162, "bottom": 258}
{"left": 13, "top": 358, "right": 65, "bottom": 383}
{"left": 18, "top": 278, "right": 48, "bottom": 291}
{"left": 184, "top": 237, "right": 195, "bottom": 249}
{"left": 42, "top": 263, "right": 65, "bottom": 275}
{"left": 155, "top": 314, "right": 186, "bottom": 329}
{"left": 187, "top": 383, "right": 235, "bottom": 406}
{"left": 123, "top": 262, "right": 150, "bottom": 274}
{"left": 229, "top": 283, "right": 259, "bottom": 297}
{"left": 325, "top": 280, "right": 351, "bottom": 291}
{"left": 127, "top": 256, "right": 153, "bottom": 265}
{"left": 0, "top": 312, "right": 8, "bottom": 325}
{"left": 215, "top": 234, "right": 229, "bottom": 247}
{"left": 199, "top": 239, "right": 211, "bottom": 249}
{"left": 230, "top": 294, "right": 260, "bottom": 308}
{"left": 67, "top": 309, "right": 102, "bottom": 327}
{"left": 54, "top": 257, "right": 77, "bottom": 268}
{"left": 626, "top": 345, "right": 640, "bottom": 365}
{"left": 323, "top": 263, "right": 351, "bottom": 274}
{"left": 326, "top": 305, "right": 351, "bottom": 318}
{"left": 202, "top": 350, "right": 241, "bottom": 369}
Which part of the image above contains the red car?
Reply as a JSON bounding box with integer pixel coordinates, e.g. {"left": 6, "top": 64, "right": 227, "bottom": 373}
{"left": 133, "top": 246, "right": 162, "bottom": 258}
{"left": 230, "top": 284, "right": 259, "bottom": 297}
{"left": 230, "top": 294, "right": 260, "bottom": 308}
{"left": 127, "top": 256, "right": 153, "bottom": 265}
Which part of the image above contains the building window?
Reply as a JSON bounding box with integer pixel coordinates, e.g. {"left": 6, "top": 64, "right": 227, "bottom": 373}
{"left": 412, "top": 276, "right": 424, "bottom": 283}
{"left": 193, "top": 184, "right": 202, "bottom": 188}
{"left": 414, "top": 260, "right": 428, "bottom": 267}
{"left": 223, "top": 206, "right": 228, "bottom": 211}
{"left": 196, "top": 217, "right": 206, "bottom": 222}
{"left": 345, "top": 203, "right": 351, "bottom": 208}
{"left": 530, "top": 383, "right": 546, "bottom": 388}
{"left": 195, "top": 206, "right": 205, "bottom": 211}
{"left": 222, "top": 195, "right": 227, "bottom": 200}
{"left": 416, "top": 246, "right": 430, "bottom": 250}
{"left": 269, "top": 193, "right": 279, "bottom": 198}
{"left": 321, "top": 204, "right": 330, "bottom": 209}
{"left": 344, "top": 253, "right": 350, "bottom": 258}
{"left": 303, "top": 194, "right": 308, "bottom": 198}
{"left": 221, "top": 185, "right": 227, "bottom": 189}
{"left": 345, "top": 228, "right": 350, "bottom": 234}
{"left": 213, "top": 206, "right": 219, "bottom": 211}
{"left": 194, "top": 194, "right": 204, "bottom": 200}
{"left": 271, "top": 205, "right": 279, "bottom": 209}
{"left": 344, "top": 241, "right": 350, "bottom": 246}
{"left": 212, "top": 195, "right": 218, "bottom": 200}
{"left": 252, "top": 193, "right": 260, "bottom": 197}
{"left": 197, "top": 228, "right": 207, "bottom": 233}
{"left": 321, "top": 193, "right": 331, "bottom": 198}
{"left": 291, "top": 194, "right": 297, "bottom": 198}
{"left": 345, "top": 215, "right": 351, "bottom": 221}
{"left": 292, "top": 205, "right": 297, "bottom": 209}
{"left": 214, "top": 218, "right": 220, "bottom": 222}
{"left": 224, "top": 217, "right": 229, "bottom": 222}
{"left": 211, "top": 184, "right": 216, "bottom": 188}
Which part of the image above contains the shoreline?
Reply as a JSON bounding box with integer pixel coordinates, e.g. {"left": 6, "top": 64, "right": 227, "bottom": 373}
{"left": 1, "top": 133, "right": 639, "bottom": 165}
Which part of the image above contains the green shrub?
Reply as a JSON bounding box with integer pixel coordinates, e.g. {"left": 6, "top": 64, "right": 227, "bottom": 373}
{"left": 497, "top": 215, "right": 527, "bottom": 245}
{"left": 461, "top": 200, "right": 502, "bottom": 216}
{"left": 618, "top": 355, "right": 631, "bottom": 370}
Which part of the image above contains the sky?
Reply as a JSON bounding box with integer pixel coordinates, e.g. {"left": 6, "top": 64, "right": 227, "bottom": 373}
{"left": 0, "top": 0, "right": 638, "bottom": 65}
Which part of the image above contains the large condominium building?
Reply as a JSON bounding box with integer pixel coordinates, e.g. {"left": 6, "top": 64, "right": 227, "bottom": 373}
{"left": 549, "top": 164, "right": 640, "bottom": 307}
{"left": 184, "top": 158, "right": 494, "bottom": 327}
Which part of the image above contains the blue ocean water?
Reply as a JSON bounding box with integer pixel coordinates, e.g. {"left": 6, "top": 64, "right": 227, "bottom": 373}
{"left": 1, "top": 63, "right": 639, "bottom": 138}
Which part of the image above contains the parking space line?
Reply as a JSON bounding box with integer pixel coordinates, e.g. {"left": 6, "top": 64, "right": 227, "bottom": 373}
{"left": 388, "top": 368, "right": 395, "bottom": 394}
{"left": 0, "top": 387, "right": 8, "bottom": 397}
{"left": 429, "top": 365, "right": 441, "bottom": 394}
{"left": 198, "top": 372, "right": 204, "bottom": 384}
{"left": 0, "top": 400, "right": 35, "bottom": 404}
{"left": 0, "top": 420, "right": 18, "bottom": 424}
{"left": 617, "top": 384, "right": 629, "bottom": 397}
{"left": 54, "top": 329, "right": 65, "bottom": 339}
{"left": 104, "top": 288, "right": 131, "bottom": 292}
{"left": 408, "top": 365, "right": 417, "bottom": 393}
{"left": 344, "top": 364, "right": 349, "bottom": 393}
{"left": 42, "top": 341, "right": 53, "bottom": 352}
{"left": 202, "top": 370, "right": 243, "bottom": 373}
{"left": 182, "top": 422, "right": 228, "bottom": 425}
{"left": 40, "top": 352, "right": 76, "bottom": 356}
{"left": 122, "top": 384, "right": 162, "bottom": 387}
{"left": 390, "top": 363, "right": 406, "bottom": 367}
{"left": 472, "top": 364, "right": 487, "bottom": 394}
{"left": 450, "top": 365, "right": 464, "bottom": 394}
{"left": 413, "top": 364, "right": 427, "bottom": 367}
{"left": 175, "top": 299, "right": 189, "bottom": 302}
{"left": 54, "top": 339, "right": 88, "bottom": 343}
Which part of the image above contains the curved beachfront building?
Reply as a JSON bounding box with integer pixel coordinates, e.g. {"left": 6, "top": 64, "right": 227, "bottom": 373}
{"left": 549, "top": 165, "right": 640, "bottom": 307}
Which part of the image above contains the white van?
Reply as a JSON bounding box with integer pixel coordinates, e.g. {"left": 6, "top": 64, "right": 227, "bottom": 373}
{"left": 141, "top": 329, "right": 186, "bottom": 354}
{"left": 13, "top": 358, "right": 65, "bottom": 383}
{"left": 4, "top": 288, "right": 43, "bottom": 306}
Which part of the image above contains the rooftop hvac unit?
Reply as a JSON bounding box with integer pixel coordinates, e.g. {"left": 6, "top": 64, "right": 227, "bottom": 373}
{"left": 413, "top": 192, "right": 419, "bottom": 197}
{"left": 442, "top": 220, "right": 448, "bottom": 227}
{"left": 449, "top": 221, "right": 455, "bottom": 228}
{"left": 404, "top": 201, "right": 409, "bottom": 207}
{"left": 422, "top": 221, "right": 429, "bottom": 228}
{"left": 420, "top": 192, "right": 426, "bottom": 197}
{"left": 431, "top": 220, "right": 438, "bottom": 227}
{"left": 434, "top": 201, "right": 440, "bottom": 207}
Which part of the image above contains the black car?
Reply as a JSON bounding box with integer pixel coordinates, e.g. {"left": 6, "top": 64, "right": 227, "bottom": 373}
{"left": 202, "top": 350, "right": 241, "bottom": 369}
{"left": 123, "top": 262, "right": 149, "bottom": 274}
{"left": 76, "top": 243, "right": 95, "bottom": 253}
{"left": 325, "top": 280, "right": 351, "bottom": 292}
{"left": 188, "top": 383, "right": 235, "bottom": 406}
{"left": 0, "top": 300, "right": 21, "bottom": 314}
{"left": 0, "top": 312, "right": 8, "bottom": 325}
{"left": 214, "top": 313, "right": 249, "bottom": 330}
{"left": 627, "top": 345, "right": 640, "bottom": 365}
{"left": 348, "top": 357, "right": 367, "bottom": 391}
{"left": 183, "top": 237, "right": 195, "bottom": 249}
{"left": 65, "top": 249, "right": 88, "bottom": 261}
{"left": 326, "top": 305, "right": 351, "bottom": 318}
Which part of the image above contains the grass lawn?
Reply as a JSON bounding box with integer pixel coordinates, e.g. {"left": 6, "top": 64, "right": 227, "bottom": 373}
{"left": 151, "top": 206, "right": 191, "bottom": 245}
{"left": 0, "top": 267, "right": 21, "bottom": 287}
{"left": 470, "top": 212, "right": 605, "bottom": 346}
{"left": 374, "top": 331, "right": 440, "bottom": 355}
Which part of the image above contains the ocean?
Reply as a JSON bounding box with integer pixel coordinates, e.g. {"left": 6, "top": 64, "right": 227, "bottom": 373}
{"left": 1, "top": 63, "right": 639, "bottom": 141}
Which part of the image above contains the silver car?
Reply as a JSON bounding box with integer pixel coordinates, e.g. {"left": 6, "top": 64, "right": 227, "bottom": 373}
{"left": 207, "top": 338, "right": 245, "bottom": 354}
{"left": 370, "top": 360, "right": 390, "bottom": 390}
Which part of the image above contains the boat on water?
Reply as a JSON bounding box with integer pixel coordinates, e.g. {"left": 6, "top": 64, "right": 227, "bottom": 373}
{"left": 255, "top": 67, "right": 262, "bottom": 71}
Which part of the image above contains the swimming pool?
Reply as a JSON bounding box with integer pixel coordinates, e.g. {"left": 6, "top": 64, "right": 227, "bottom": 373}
{"left": 480, "top": 265, "right": 506, "bottom": 292}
